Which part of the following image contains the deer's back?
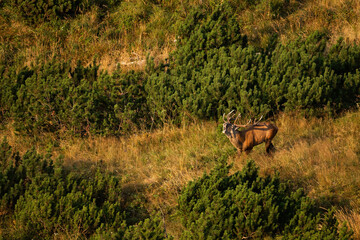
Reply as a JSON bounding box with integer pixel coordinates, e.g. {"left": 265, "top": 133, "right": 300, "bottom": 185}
{"left": 245, "top": 122, "right": 278, "bottom": 144}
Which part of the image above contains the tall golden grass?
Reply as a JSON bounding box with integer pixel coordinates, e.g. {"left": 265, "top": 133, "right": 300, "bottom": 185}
{"left": 2, "top": 0, "right": 360, "bottom": 74}
{"left": 236, "top": 0, "right": 360, "bottom": 47}
{"left": 1, "top": 2, "right": 176, "bottom": 73}
{"left": 1, "top": 110, "right": 360, "bottom": 238}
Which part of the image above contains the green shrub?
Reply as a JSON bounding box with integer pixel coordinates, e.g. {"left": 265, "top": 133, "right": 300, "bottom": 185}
{"left": 178, "top": 161, "right": 353, "bottom": 239}
{"left": 0, "top": 60, "right": 149, "bottom": 135}
{"left": 0, "top": 137, "right": 25, "bottom": 210}
{"left": 8, "top": 0, "right": 81, "bottom": 24}
{"left": 146, "top": 3, "right": 360, "bottom": 123}
{"left": 0, "top": 138, "right": 125, "bottom": 238}
{"left": 146, "top": 3, "right": 250, "bottom": 123}
{"left": 6, "top": 0, "right": 121, "bottom": 25}
{"left": 0, "top": 138, "right": 169, "bottom": 239}
{"left": 123, "top": 214, "right": 173, "bottom": 240}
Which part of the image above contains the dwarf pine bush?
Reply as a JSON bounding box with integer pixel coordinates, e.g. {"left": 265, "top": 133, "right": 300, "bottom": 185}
{"left": 8, "top": 0, "right": 81, "bottom": 24}
{"left": 146, "top": 3, "right": 360, "bottom": 122}
{"left": 0, "top": 138, "right": 168, "bottom": 239}
{"left": 178, "top": 161, "right": 353, "bottom": 239}
{"left": 0, "top": 60, "right": 149, "bottom": 135}
{"left": 6, "top": 0, "right": 121, "bottom": 25}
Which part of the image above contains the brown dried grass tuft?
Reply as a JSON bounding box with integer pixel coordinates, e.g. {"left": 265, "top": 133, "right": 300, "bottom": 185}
{"left": 337, "top": 203, "right": 360, "bottom": 238}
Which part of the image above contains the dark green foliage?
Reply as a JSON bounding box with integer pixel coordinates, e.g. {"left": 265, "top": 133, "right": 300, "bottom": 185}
{"left": 0, "top": 138, "right": 169, "bottom": 239}
{"left": 123, "top": 214, "right": 173, "bottom": 240}
{"left": 8, "top": 0, "right": 81, "bottom": 24}
{"left": 0, "top": 137, "right": 24, "bottom": 210}
{"left": 0, "top": 138, "right": 125, "bottom": 238}
{"left": 146, "top": 3, "right": 250, "bottom": 123}
{"left": 0, "top": 142, "right": 354, "bottom": 239}
{"left": 178, "top": 161, "right": 353, "bottom": 239}
{"left": 146, "top": 4, "right": 360, "bottom": 122}
{"left": 0, "top": 60, "right": 149, "bottom": 136}
{"left": 6, "top": 0, "right": 121, "bottom": 25}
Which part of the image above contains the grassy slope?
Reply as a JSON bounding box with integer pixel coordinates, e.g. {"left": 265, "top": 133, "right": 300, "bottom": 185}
{"left": 1, "top": 110, "right": 360, "bottom": 238}
{"left": 1, "top": 0, "right": 360, "bottom": 72}
{"left": 2, "top": 0, "right": 360, "bottom": 238}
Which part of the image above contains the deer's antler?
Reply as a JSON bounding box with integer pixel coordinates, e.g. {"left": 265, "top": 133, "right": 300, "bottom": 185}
{"left": 234, "top": 115, "right": 263, "bottom": 128}
{"left": 223, "top": 110, "right": 235, "bottom": 123}
{"left": 253, "top": 115, "right": 263, "bottom": 125}
{"left": 234, "top": 113, "right": 241, "bottom": 125}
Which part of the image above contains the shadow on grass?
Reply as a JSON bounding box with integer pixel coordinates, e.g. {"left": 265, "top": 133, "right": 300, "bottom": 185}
{"left": 64, "top": 159, "right": 153, "bottom": 225}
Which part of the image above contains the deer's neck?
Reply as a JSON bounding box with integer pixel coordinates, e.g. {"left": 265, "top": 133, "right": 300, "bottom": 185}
{"left": 228, "top": 128, "right": 244, "bottom": 149}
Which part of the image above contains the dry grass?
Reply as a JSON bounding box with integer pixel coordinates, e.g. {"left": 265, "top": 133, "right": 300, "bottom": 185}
{"left": 0, "top": 4, "right": 175, "bottom": 73}
{"left": 1, "top": 110, "right": 360, "bottom": 238}
{"left": 337, "top": 202, "right": 360, "bottom": 239}
{"left": 58, "top": 122, "right": 228, "bottom": 211}
{"left": 240, "top": 0, "right": 360, "bottom": 47}
{"left": 3, "top": 0, "right": 360, "bottom": 74}
{"left": 0, "top": 121, "right": 228, "bottom": 213}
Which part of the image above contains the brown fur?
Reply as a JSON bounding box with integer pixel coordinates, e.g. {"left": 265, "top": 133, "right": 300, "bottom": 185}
{"left": 223, "top": 122, "right": 278, "bottom": 155}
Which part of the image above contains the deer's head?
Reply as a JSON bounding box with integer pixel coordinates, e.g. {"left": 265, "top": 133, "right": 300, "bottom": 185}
{"left": 222, "top": 110, "right": 261, "bottom": 137}
{"left": 222, "top": 110, "right": 238, "bottom": 138}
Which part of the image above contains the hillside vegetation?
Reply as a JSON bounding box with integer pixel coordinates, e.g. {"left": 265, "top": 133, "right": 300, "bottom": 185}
{"left": 1, "top": 111, "right": 359, "bottom": 238}
{"left": 1, "top": 0, "right": 360, "bottom": 239}
{"left": 1, "top": 0, "right": 360, "bottom": 71}
{"left": 1, "top": 3, "right": 360, "bottom": 136}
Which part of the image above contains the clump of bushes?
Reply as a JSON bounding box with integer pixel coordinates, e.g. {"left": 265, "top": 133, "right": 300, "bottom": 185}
{"left": 0, "top": 138, "right": 168, "bottom": 239}
{"left": 6, "top": 0, "right": 121, "bottom": 25}
{"left": 8, "top": 0, "right": 80, "bottom": 24}
{"left": 146, "top": 3, "right": 360, "bottom": 122}
{"left": 0, "top": 60, "right": 149, "bottom": 136}
{"left": 177, "top": 160, "right": 353, "bottom": 239}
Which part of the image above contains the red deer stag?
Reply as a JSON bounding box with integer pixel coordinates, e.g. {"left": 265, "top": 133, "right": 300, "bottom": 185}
{"left": 222, "top": 111, "right": 278, "bottom": 155}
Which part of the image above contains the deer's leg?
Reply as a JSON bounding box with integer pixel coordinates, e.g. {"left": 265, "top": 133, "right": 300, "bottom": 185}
{"left": 245, "top": 149, "right": 252, "bottom": 155}
{"left": 244, "top": 147, "right": 252, "bottom": 155}
{"left": 265, "top": 141, "right": 275, "bottom": 154}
